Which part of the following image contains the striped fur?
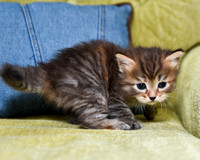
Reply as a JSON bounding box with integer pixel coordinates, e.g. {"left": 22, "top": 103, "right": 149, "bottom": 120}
{"left": 0, "top": 40, "right": 183, "bottom": 129}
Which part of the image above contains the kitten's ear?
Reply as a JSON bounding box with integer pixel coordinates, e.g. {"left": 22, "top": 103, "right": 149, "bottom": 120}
{"left": 116, "top": 54, "right": 135, "bottom": 73}
{"left": 165, "top": 49, "right": 184, "bottom": 68}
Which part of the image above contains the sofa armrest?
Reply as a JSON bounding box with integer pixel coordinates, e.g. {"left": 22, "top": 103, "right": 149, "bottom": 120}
{"left": 175, "top": 46, "right": 200, "bottom": 138}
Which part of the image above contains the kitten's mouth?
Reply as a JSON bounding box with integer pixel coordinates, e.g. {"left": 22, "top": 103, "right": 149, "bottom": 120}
{"left": 135, "top": 97, "right": 158, "bottom": 105}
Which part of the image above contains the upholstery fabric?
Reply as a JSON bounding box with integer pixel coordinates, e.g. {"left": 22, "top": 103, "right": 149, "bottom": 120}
{"left": 0, "top": 108, "right": 200, "bottom": 160}
{"left": 176, "top": 46, "right": 200, "bottom": 138}
{"left": 0, "top": 2, "right": 132, "bottom": 117}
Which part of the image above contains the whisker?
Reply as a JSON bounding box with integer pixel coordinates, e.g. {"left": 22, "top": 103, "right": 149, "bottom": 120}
{"left": 164, "top": 102, "right": 167, "bottom": 114}
{"left": 168, "top": 96, "right": 176, "bottom": 99}
{"left": 160, "top": 102, "right": 163, "bottom": 112}
{"left": 166, "top": 100, "right": 174, "bottom": 112}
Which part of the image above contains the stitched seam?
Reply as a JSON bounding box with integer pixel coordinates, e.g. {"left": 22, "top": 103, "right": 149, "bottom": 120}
{"left": 100, "top": 5, "right": 105, "bottom": 40}
{"left": 98, "top": 6, "right": 101, "bottom": 40}
{"left": 27, "top": 5, "right": 44, "bottom": 63}
{"left": 22, "top": 5, "right": 38, "bottom": 65}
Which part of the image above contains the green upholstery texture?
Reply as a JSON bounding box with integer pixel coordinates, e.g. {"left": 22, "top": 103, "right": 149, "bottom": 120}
{"left": 176, "top": 46, "right": 200, "bottom": 138}
{"left": 1, "top": 109, "right": 200, "bottom": 160}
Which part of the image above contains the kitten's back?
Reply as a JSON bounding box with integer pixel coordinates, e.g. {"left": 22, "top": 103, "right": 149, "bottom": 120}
{"left": 0, "top": 40, "right": 123, "bottom": 98}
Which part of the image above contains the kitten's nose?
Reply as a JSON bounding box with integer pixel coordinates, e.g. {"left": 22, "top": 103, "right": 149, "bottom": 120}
{"left": 149, "top": 97, "right": 156, "bottom": 101}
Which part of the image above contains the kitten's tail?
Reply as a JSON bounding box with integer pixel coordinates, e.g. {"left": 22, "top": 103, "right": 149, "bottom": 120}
{"left": 0, "top": 63, "right": 44, "bottom": 93}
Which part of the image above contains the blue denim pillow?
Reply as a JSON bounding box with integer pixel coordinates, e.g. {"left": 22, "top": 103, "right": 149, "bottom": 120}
{"left": 0, "top": 2, "right": 132, "bottom": 117}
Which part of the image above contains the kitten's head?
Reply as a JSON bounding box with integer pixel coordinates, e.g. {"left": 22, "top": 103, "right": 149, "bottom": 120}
{"left": 116, "top": 47, "right": 184, "bottom": 105}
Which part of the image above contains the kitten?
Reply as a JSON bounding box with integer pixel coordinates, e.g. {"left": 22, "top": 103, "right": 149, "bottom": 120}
{"left": 119, "top": 46, "right": 184, "bottom": 120}
{"left": 0, "top": 40, "right": 183, "bottom": 130}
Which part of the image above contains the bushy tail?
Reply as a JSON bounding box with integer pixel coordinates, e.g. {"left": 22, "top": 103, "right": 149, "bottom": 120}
{"left": 0, "top": 63, "right": 44, "bottom": 93}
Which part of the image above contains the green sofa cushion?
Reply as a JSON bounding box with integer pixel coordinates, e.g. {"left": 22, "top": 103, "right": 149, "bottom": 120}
{"left": 176, "top": 46, "right": 200, "bottom": 138}
{"left": 0, "top": 109, "right": 200, "bottom": 160}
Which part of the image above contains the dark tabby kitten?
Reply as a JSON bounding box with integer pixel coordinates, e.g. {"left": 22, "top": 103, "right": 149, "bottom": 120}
{"left": 0, "top": 40, "right": 184, "bottom": 130}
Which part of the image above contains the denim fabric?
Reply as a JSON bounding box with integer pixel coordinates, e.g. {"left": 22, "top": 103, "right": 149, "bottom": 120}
{"left": 0, "top": 2, "right": 132, "bottom": 117}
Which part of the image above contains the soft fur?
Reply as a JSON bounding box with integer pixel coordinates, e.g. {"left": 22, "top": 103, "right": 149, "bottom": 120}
{"left": 0, "top": 40, "right": 183, "bottom": 130}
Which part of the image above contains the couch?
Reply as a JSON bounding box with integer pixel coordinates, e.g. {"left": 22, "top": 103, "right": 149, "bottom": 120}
{"left": 0, "top": 0, "right": 200, "bottom": 160}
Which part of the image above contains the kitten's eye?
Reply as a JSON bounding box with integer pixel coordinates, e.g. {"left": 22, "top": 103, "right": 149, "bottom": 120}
{"left": 137, "top": 83, "right": 146, "bottom": 90}
{"left": 158, "top": 82, "right": 166, "bottom": 89}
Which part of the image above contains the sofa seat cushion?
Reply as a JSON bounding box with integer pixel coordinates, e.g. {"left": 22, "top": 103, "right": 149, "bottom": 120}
{"left": 0, "top": 108, "right": 200, "bottom": 160}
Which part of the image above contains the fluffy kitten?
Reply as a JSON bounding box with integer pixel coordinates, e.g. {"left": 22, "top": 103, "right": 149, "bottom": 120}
{"left": 0, "top": 40, "right": 183, "bottom": 130}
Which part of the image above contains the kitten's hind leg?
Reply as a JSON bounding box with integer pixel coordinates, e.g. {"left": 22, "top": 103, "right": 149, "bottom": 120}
{"left": 72, "top": 101, "right": 132, "bottom": 130}
{"left": 107, "top": 98, "right": 141, "bottom": 130}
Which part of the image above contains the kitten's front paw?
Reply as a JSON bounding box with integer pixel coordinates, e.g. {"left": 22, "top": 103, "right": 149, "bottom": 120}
{"left": 130, "top": 119, "right": 142, "bottom": 130}
{"left": 114, "top": 119, "right": 142, "bottom": 130}
{"left": 102, "top": 119, "right": 132, "bottom": 130}
{"left": 113, "top": 121, "right": 131, "bottom": 130}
